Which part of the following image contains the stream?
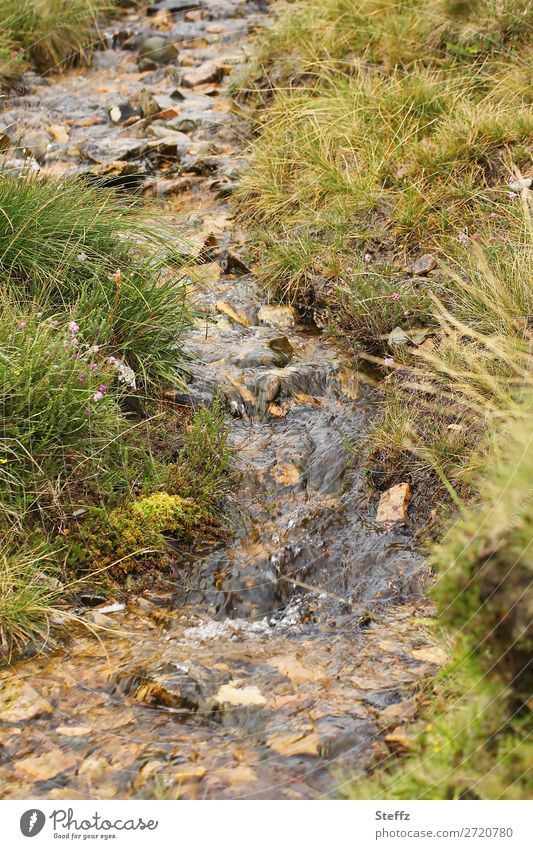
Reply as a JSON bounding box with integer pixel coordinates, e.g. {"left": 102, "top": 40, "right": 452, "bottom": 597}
{"left": 0, "top": 0, "right": 440, "bottom": 800}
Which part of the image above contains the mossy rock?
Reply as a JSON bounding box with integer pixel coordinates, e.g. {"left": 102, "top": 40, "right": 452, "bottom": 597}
{"left": 68, "top": 492, "right": 211, "bottom": 575}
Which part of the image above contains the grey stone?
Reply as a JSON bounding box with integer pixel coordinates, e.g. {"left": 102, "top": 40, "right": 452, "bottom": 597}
{"left": 138, "top": 36, "right": 178, "bottom": 71}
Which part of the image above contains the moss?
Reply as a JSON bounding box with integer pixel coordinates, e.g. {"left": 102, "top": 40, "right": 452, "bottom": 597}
{"left": 68, "top": 493, "right": 214, "bottom": 575}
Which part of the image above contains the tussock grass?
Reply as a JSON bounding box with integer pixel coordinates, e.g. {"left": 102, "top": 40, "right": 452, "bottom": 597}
{"left": 0, "top": 0, "right": 113, "bottom": 81}
{"left": 0, "top": 175, "right": 227, "bottom": 654}
{"left": 0, "top": 175, "right": 191, "bottom": 385}
{"left": 237, "top": 0, "right": 532, "bottom": 330}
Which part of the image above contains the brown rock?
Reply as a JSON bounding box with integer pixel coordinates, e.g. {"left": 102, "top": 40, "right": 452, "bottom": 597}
{"left": 182, "top": 61, "right": 225, "bottom": 88}
{"left": 385, "top": 727, "right": 415, "bottom": 754}
{"left": 408, "top": 253, "right": 437, "bottom": 275}
{"left": 376, "top": 482, "right": 411, "bottom": 523}
{"left": 15, "top": 749, "right": 77, "bottom": 780}
{"left": 257, "top": 304, "right": 298, "bottom": 330}
{"left": 0, "top": 681, "right": 52, "bottom": 723}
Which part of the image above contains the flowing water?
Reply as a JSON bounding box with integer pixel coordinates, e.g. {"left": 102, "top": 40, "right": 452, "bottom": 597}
{"left": 0, "top": 0, "right": 440, "bottom": 799}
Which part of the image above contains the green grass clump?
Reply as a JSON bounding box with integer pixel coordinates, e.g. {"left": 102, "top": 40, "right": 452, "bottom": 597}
{"left": 0, "top": 0, "right": 113, "bottom": 81}
{"left": 0, "top": 174, "right": 229, "bottom": 655}
{"left": 0, "top": 175, "right": 191, "bottom": 386}
{"left": 0, "top": 540, "right": 65, "bottom": 654}
{"left": 433, "top": 402, "right": 533, "bottom": 697}
{"left": 164, "top": 398, "right": 230, "bottom": 506}
{"left": 237, "top": 0, "right": 531, "bottom": 351}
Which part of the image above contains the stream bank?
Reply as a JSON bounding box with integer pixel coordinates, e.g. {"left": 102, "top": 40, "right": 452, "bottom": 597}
{"left": 0, "top": 0, "right": 441, "bottom": 800}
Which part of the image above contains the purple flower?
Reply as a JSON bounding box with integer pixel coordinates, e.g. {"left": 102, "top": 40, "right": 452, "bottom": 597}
{"left": 93, "top": 391, "right": 104, "bottom": 402}
{"left": 77, "top": 252, "right": 88, "bottom": 262}
{"left": 79, "top": 375, "right": 86, "bottom": 382}
{"left": 390, "top": 292, "right": 400, "bottom": 301}
{"left": 458, "top": 233, "right": 468, "bottom": 245}
{"left": 364, "top": 253, "right": 372, "bottom": 263}
{"left": 18, "top": 321, "right": 27, "bottom": 329}
{"left": 106, "top": 356, "right": 117, "bottom": 365}
{"left": 87, "top": 405, "right": 93, "bottom": 415}
{"left": 508, "top": 191, "right": 517, "bottom": 200}
{"left": 98, "top": 384, "right": 107, "bottom": 394}
{"left": 89, "top": 363, "right": 97, "bottom": 371}
{"left": 489, "top": 212, "right": 497, "bottom": 220}
{"left": 72, "top": 353, "right": 80, "bottom": 360}
{"left": 69, "top": 321, "right": 79, "bottom": 336}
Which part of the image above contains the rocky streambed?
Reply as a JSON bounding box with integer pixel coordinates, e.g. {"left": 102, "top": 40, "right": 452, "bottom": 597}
{"left": 0, "top": 0, "right": 442, "bottom": 800}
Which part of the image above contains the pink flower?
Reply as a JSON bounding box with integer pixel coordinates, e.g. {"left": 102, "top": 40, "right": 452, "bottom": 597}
{"left": 89, "top": 363, "right": 97, "bottom": 371}
{"left": 69, "top": 321, "right": 79, "bottom": 336}
{"left": 93, "top": 391, "right": 104, "bottom": 402}
{"left": 390, "top": 292, "right": 400, "bottom": 301}
{"left": 106, "top": 356, "right": 117, "bottom": 365}
{"left": 87, "top": 405, "right": 93, "bottom": 415}
{"left": 458, "top": 233, "right": 468, "bottom": 245}
{"left": 489, "top": 212, "right": 497, "bottom": 220}
{"left": 508, "top": 191, "right": 517, "bottom": 200}
{"left": 77, "top": 252, "right": 88, "bottom": 262}
{"left": 18, "top": 321, "right": 27, "bottom": 329}
{"left": 79, "top": 375, "right": 86, "bottom": 382}
{"left": 98, "top": 384, "right": 107, "bottom": 394}
{"left": 72, "top": 353, "right": 80, "bottom": 360}
{"left": 384, "top": 357, "right": 394, "bottom": 367}
{"left": 364, "top": 253, "right": 372, "bottom": 263}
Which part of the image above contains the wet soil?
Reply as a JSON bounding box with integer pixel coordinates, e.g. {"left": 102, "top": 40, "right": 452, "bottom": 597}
{"left": 0, "top": 0, "right": 440, "bottom": 799}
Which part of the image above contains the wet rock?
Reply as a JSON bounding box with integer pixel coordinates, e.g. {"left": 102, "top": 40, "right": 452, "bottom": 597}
{"left": 376, "top": 483, "right": 411, "bottom": 524}
{"left": 108, "top": 102, "right": 142, "bottom": 124}
{"left": 257, "top": 304, "right": 298, "bottom": 330}
{"left": 138, "top": 36, "right": 178, "bottom": 71}
{"left": 0, "top": 681, "right": 52, "bottom": 723}
{"left": 182, "top": 61, "right": 225, "bottom": 88}
{"left": 85, "top": 160, "right": 148, "bottom": 189}
{"left": 138, "top": 88, "right": 161, "bottom": 119}
{"left": 148, "top": 0, "right": 201, "bottom": 14}
{"left": 82, "top": 137, "right": 147, "bottom": 164}
{"left": 268, "top": 336, "right": 294, "bottom": 359}
{"left": 216, "top": 299, "right": 256, "bottom": 326}
{"left": 408, "top": 253, "right": 437, "bottom": 275}
{"left": 14, "top": 750, "right": 77, "bottom": 781}
{"left": 238, "top": 347, "right": 288, "bottom": 369}
{"left": 217, "top": 249, "right": 250, "bottom": 275}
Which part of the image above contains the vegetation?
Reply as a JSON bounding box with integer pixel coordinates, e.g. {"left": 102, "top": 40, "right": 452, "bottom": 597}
{"left": 0, "top": 175, "right": 229, "bottom": 655}
{"left": 0, "top": 0, "right": 113, "bottom": 81}
{"left": 237, "top": 0, "right": 533, "bottom": 799}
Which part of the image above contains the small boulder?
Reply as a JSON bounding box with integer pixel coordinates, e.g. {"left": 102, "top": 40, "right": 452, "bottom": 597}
{"left": 408, "top": 253, "right": 437, "bottom": 275}
{"left": 387, "top": 326, "right": 410, "bottom": 347}
{"left": 182, "top": 61, "right": 224, "bottom": 88}
{"left": 257, "top": 304, "right": 298, "bottom": 330}
{"left": 138, "top": 36, "right": 178, "bottom": 71}
{"left": 376, "top": 482, "right": 411, "bottom": 524}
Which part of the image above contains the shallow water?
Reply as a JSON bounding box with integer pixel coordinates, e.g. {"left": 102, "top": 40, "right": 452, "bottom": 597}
{"left": 0, "top": 0, "right": 439, "bottom": 800}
